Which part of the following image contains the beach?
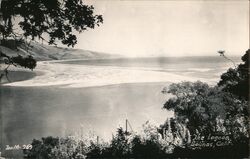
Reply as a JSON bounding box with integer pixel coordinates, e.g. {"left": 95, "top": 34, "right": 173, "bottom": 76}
{"left": 2, "top": 58, "right": 218, "bottom": 88}
{"left": 0, "top": 57, "right": 235, "bottom": 153}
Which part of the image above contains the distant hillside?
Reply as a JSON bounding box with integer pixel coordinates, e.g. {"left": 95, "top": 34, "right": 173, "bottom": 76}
{"left": 0, "top": 41, "right": 121, "bottom": 61}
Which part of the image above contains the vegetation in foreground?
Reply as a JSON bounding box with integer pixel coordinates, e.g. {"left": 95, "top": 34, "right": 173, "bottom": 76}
{"left": 1, "top": 1, "right": 248, "bottom": 158}
{"left": 15, "top": 50, "right": 248, "bottom": 159}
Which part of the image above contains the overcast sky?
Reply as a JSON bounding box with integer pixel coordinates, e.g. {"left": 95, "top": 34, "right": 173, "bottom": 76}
{"left": 75, "top": 0, "right": 249, "bottom": 57}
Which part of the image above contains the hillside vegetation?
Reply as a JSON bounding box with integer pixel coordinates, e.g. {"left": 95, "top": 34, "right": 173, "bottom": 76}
{"left": 0, "top": 40, "right": 120, "bottom": 61}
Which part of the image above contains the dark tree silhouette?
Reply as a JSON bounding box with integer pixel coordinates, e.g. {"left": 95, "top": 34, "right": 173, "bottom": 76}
{"left": 0, "top": 0, "right": 103, "bottom": 80}
{"left": 218, "top": 49, "right": 249, "bottom": 100}
{"left": 162, "top": 81, "right": 248, "bottom": 141}
{"left": 23, "top": 136, "right": 59, "bottom": 159}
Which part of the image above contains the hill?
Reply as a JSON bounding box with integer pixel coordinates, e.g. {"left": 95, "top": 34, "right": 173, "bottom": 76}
{"left": 0, "top": 41, "right": 121, "bottom": 61}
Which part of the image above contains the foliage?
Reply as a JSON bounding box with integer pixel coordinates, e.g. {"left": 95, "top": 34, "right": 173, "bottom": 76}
{"left": 218, "top": 49, "right": 249, "bottom": 100}
{"left": 22, "top": 50, "right": 249, "bottom": 158}
{"left": 171, "top": 142, "right": 249, "bottom": 159}
{"left": 130, "top": 121, "right": 166, "bottom": 157}
{"left": 23, "top": 136, "right": 59, "bottom": 159}
{"left": 24, "top": 135, "right": 98, "bottom": 159}
{"left": 162, "top": 81, "right": 248, "bottom": 141}
{"left": 23, "top": 126, "right": 167, "bottom": 159}
{"left": 85, "top": 142, "right": 103, "bottom": 158}
{"left": 52, "top": 137, "right": 87, "bottom": 159}
{"left": 87, "top": 127, "right": 132, "bottom": 158}
{"left": 158, "top": 118, "right": 191, "bottom": 149}
{"left": 105, "top": 127, "right": 131, "bottom": 157}
{"left": 0, "top": 0, "right": 103, "bottom": 47}
{"left": 159, "top": 50, "right": 249, "bottom": 157}
{"left": 1, "top": 52, "right": 36, "bottom": 69}
{"left": 130, "top": 135, "right": 164, "bottom": 158}
{"left": 163, "top": 82, "right": 221, "bottom": 134}
{"left": 0, "top": 0, "right": 103, "bottom": 81}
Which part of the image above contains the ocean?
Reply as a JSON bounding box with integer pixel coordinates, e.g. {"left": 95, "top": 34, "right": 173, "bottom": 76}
{"left": 60, "top": 56, "right": 241, "bottom": 79}
{"left": 0, "top": 56, "right": 241, "bottom": 157}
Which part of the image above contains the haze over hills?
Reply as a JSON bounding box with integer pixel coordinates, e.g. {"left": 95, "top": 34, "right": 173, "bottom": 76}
{"left": 0, "top": 41, "right": 121, "bottom": 61}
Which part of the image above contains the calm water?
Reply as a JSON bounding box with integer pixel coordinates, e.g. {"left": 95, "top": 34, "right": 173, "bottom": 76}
{"left": 1, "top": 83, "right": 171, "bottom": 157}
{"left": 60, "top": 56, "right": 241, "bottom": 79}
{"left": 0, "top": 56, "right": 241, "bottom": 157}
{"left": 61, "top": 56, "right": 240, "bottom": 68}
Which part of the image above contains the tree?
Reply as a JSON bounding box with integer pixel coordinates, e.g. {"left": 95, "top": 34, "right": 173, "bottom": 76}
{"left": 109, "top": 127, "right": 130, "bottom": 157}
{"left": 130, "top": 121, "right": 166, "bottom": 157}
{"left": 24, "top": 136, "right": 59, "bottom": 159}
{"left": 0, "top": 0, "right": 103, "bottom": 80}
{"left": 162, "top": 81, "right": 248, "bottom": 141}
{"left": 218, "top": 49, "right": 249, "bottom": 100}
{"left": 159, "top": 50, "right": 249, "bottom": 157}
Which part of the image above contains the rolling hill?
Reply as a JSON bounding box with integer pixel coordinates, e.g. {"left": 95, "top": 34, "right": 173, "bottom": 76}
{"left": 0, "top": 41, "right": 121, "bottom": 61}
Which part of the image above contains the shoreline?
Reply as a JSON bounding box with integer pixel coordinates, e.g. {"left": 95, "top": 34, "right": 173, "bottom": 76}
{"left": 0, "top": 69, "right": 36, "bottom": 84}
{"left": 2, "top": 60, "right": 215, "bottom": 88}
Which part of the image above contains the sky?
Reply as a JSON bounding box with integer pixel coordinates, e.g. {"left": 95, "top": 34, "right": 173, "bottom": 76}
{"left": 75, "top": 0, "right": 249, "bottom": 57}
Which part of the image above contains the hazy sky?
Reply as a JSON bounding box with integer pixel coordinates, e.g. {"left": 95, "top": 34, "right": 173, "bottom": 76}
{"left": 75, "top": 0, "right": 249, "bottom": 57}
